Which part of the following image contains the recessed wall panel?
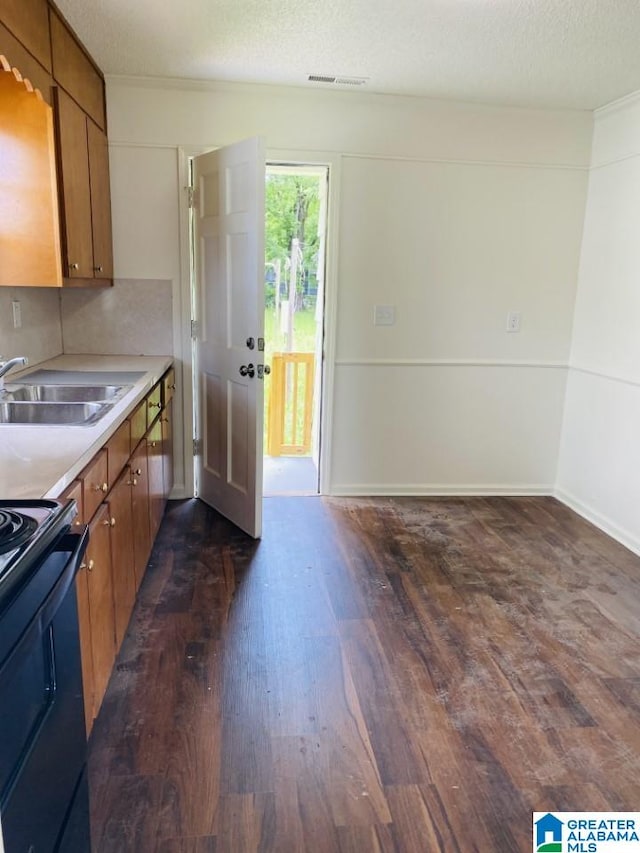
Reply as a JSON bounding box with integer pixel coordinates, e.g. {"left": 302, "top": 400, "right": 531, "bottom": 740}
{"left": 227, "top": 379, "right": 248, "bottom": 492}
{"left": 204, "top": 372, "right": 223, "bottom": 478}
{"left": 225, "top": 162, "right": 249, "bottom": 214}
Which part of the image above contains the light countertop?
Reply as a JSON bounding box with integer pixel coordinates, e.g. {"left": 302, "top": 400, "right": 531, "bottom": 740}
{"left": 0, "top": 354, "right": 173, "bottom": 500}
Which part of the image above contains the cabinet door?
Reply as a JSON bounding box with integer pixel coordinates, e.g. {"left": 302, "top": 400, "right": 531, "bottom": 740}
{"left": 75, "top": 567, "right": 95, "bottom": 735}
{"left": 54, "top": 87, "right": 93, "bottom": 279}
{"left": 106, "top": 419, "right": 130, "bottom": 489}
{"left": 0, "top": 21, "right": 54, "bottom": 103}
{"left": 147, "top": 418, "right": 164, "bottom": 541}
{"left": 109, "top": 467, "right": 136, "bottom": 649}
{"left": 49, "top": 10, "right": 105, "bottom": 129}
{"left": 85, "top": 503, "right": 116, "bottom": 715}
{"left": 87, "top": 118, "right": 113, "bottom": 279}
{"left": 130, "top": 441, "right": 151, "bottom": 591}
{"left": 0, "top": 0, "right": 51, "bottom": 71}
{"left": 161, "top": 399, "right": 174, "bottom": 500}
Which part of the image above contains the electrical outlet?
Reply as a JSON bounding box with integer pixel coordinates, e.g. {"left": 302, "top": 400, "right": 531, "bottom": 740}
{"left": 374, "top": 304, "right": 396, "bottom": 326}
{"left": 12, "top": 300, "right": 21, "bottom": 329}
{"left": 506, "top": 311, "right": 521, "bottom": 333}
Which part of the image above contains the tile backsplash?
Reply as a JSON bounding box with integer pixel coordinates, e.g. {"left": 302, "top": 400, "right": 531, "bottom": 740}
{"left": 0, "top": 288, "right": 63, "bottom": 368}
{"left": 61, "top": 278, "right": 173, "bottom": 356}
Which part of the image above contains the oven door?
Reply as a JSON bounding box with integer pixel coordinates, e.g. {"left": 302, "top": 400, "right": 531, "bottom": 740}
{"left": 0, "top": 527, "right": 89, "bottom": 853}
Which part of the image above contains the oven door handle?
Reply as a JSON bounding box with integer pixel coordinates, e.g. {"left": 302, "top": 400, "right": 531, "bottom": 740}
{"left": 0, "top": 527, "right": 89, "bottom": 690}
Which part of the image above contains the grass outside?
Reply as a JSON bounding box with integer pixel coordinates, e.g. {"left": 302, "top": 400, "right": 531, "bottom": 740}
{"left": 264, "top": 306, "right": 318, "bottom": 455}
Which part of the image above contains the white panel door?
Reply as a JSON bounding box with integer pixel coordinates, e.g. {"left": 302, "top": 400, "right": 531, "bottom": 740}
{"left": 193, "top": 137, "right": 265, "bottom": 538}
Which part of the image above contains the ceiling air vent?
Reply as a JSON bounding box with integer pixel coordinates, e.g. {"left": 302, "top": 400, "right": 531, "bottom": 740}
{"left": 308, "top": 74, "right": 368, "bottom": 86}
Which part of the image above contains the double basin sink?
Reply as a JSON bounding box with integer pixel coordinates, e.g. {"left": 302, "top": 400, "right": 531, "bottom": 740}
{"left": 0, "top": 384, "right": 130, "bottom": 426}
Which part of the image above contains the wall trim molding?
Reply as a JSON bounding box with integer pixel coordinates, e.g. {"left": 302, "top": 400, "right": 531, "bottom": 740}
{"left": 569, "top": 364, "right": 640, "bottom": 389}
{"left": 335, "top": 358, "right": 568, "bottom": 369}
{"left": 330, "top": 483, "right": 553, "bottom": 497}
{"left": 554, "top": 487, "right": 640, "bottom": 558}
{"left": 342, "top": 152, "right": 588, "bottom": 172}
{"left": 595, "top": 87, "right": 640, "bottom": 119}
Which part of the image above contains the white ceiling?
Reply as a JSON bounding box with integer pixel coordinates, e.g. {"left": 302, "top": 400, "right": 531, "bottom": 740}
{"left": 54, "top": 0, "right": 640, "bottom": 111}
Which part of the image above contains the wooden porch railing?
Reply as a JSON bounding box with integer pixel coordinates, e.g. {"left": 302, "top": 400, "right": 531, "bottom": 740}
{"left": 267, "top": 352, "right": 315, "bottom": 456}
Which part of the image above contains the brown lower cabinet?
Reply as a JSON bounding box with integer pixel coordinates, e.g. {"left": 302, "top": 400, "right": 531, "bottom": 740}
{"left": 59, "top": 367, "right": 174, "bottom": 735}
{"left": 109, "top": 465, "right": 137, "bottom": 648}
{"left": 130, "top": 440, "right": 152, "bottom": 592}
{"left": 84, "top": 502, "right": 117, "bottom": 720}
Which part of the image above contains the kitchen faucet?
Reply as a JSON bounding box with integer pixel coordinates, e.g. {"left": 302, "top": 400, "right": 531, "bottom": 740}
{"left": 0, "top": 356, "right": 28, "bottom": 391}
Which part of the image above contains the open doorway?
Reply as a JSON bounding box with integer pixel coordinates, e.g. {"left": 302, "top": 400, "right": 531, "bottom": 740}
{"left": 263, "top": 164, "right": 329, "bottom": 496}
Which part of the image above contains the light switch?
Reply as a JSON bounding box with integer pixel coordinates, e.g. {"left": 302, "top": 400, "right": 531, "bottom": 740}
{"left": 374, "top": 304, "right": 396, "bottom": 326}
{"left": 12, "top": 300, "right": 21, "bottom": 329}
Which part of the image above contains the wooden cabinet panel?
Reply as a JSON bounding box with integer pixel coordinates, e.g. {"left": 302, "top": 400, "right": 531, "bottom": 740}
{"left": 129, "top": 400, "right": 147, "bottom": 454}
{"left": 87, "top": 117, "right": 113, "bottom": 279}
{"left": 161, "top": 399, "right": 174, "bottom": 500}
{"left": 0, "top": 0, "right": 51, "bottom": 71}
{"left": 60, "top": 478, "right": 84, "bottom": 526}
{"left": 79, "top": 447, "right": 108, "bottom": 520}
{"left": 0, "top": 21, "right": 54, "bottom": 103}
{"left": 54, "top": 86, "right": 93, "bottom": 279}
{"left": 106, "top": 419, "right": 131, "bottom": 488}
{"left": 85, "top": 503, "right": 116, "bottom": 717}
{"left": 162, "top": 367, "right": 176, "bottom": 408}
{"left": 109, "top": 467, "right": 137, "bottom": 648}
{"left": 49, "top": 10, "right": 104, "bottom": 129}
{"left": 130, "top": 441, "right": 151, "bottom": 591}
{"left": 0, "top": 66, "right": 62, "bottom": 287}
{"left": 146, "top": 383, "right": 162, "bottom": 431}
{"left": 147, "top": 418, "right": 164, "bottom": 541}
{"left": 75, "top": 566, "right": 95, "bottom": 735}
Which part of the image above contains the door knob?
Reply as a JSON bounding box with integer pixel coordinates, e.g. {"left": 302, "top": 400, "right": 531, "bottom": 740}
{"left": 257, "top": 365, "right": 271, "bottom": 379}
{"left": 264, "top": 364, "right": 271, "bottom": 375}
{"left": 239, "top": 363, "right": 255, "bottom": 378}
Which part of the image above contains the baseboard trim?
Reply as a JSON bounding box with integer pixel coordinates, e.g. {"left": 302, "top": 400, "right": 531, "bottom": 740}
{"left": 554, "top": 487, "right": 640, "bottom": 558}
{"left": 330, "top": 483, "right": 554, "bottom": 497}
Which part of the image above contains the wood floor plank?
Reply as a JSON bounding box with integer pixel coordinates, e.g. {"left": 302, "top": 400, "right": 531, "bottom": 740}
{"left": 87, "top": 496, "right": 640, "bottom": 853}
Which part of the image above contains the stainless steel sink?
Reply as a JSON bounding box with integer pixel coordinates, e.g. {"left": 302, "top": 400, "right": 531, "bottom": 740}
{"left": 3, "top": 384, "right": 126, "bottom": 403}
{"left": 0, "top": 401, "right": 112, "bottom": 426}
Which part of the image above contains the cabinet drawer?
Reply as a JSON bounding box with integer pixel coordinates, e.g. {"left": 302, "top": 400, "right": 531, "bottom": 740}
{"left": 60, "top": 479, "right": 84, "bottom": 527}
{"left": 106, "top": 420, "right": 131, "bottom": 488}
{"left": 146, "top": 383, "right": 162, "bottom": 430}
{"left": 162, "top": 368, "right": 176, "bottom": 407}
{"left": 49, "top": 10, "right": 105, "bottom": 129}
{"left": 79, "top": 448, "right": 108, "bottom": 521}
{"left": 129, "top": 399, "right": 147, "bottom": 453}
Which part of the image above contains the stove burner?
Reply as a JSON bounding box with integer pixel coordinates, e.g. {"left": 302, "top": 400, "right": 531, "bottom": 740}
{"left": 0, "top": 510, "right": 38, "bottom": 555}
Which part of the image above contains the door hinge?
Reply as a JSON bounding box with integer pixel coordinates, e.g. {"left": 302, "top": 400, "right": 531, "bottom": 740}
{"left": 187, "top": 186, "right": 198, "bottom": 209}
{"left": 193, "top": 438, "right": 202, "bottom": 456}
{"left": 191, "top": 319, "right": 200, "bottom": 339}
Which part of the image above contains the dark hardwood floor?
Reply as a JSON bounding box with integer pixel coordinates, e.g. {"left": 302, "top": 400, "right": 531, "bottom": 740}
{"left": 87, "top": 496, "right": 640, "bottom": 852}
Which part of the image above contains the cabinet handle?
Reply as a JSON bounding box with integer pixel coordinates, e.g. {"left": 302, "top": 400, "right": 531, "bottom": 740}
{"left": 94, "top": 265, "right": 104, "bottom": 273}
{"left": 131, "top": 478, "right": 138, "bottom": 487}
{"left": 93, "top": 482, "right": 108, "bottom": 493}
{"left": 148, "top": 401, "right": 162, "bottom": 409}
{"left": 169, "top": 384, "right": 176, "bottom": 390}
{"left": 161, "top": 417, "right": 169, "bottom": 423}
{"left": 69, "top": 262, "right": 79, "bottom": 270}
{"left": 133, "top": 467, "right": 142, "bottom": 476}
{"left": 103, "top": 517, "right": 116, "bottom": 527}
{"left": 80, "top": 559, "right": 95, "bottom": 572}
{"left": 149, "top": 441, "right": 157, "bottom": 448}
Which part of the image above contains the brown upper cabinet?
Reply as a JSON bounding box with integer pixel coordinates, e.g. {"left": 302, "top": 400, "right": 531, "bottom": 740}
{"left": 0, "top": 1, "right": 113, "bottom": 288}
{"left": 54, "top": 88, "right": 113, "bottom": 283}
{"left": 0, "top": 64, "right": 62, "bottom": 287}
{"left": 49, "top": 11, "right": 105, "bottom": 130}
{"left": 1, "top": 0, "right": 52, "bottom": 72}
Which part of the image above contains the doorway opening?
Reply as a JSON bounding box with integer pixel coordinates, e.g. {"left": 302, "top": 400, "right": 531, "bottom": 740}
{"left": 263, "top": 164, "right": 329, "bottom": 496}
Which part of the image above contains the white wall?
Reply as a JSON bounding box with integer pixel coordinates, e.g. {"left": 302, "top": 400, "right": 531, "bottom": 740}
{"left": 106, "top": 76, "right": 593, "bottom": 495}
{"left": 0, "top": 287, "right": 62, "bottom": 368}
{"left": 557, "top": 93, "right": 640, "bottom": 554}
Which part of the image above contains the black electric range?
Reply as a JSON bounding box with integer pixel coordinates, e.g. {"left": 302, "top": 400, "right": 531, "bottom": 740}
{"left": 0, "top": 499, "right": 91, "bottom": 853}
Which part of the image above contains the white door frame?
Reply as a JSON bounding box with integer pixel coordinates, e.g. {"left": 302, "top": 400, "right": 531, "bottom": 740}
{"left": 177, "top": 145, "right": 341, "bottom": 498}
